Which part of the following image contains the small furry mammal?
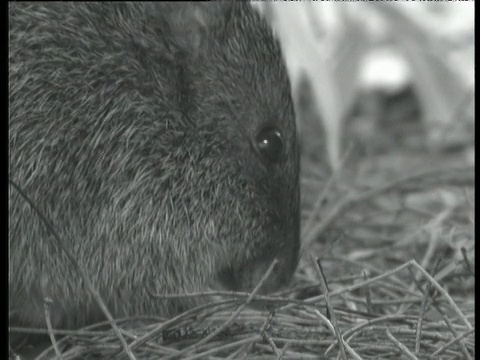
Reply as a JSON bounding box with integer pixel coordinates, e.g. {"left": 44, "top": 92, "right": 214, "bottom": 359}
{"left": 9, "top": 1, "right": 300, "bottom": 332}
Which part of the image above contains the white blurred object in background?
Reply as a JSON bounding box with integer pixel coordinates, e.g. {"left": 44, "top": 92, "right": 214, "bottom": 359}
{"left": 359, "top": 48, "right": 412, "bottom": 92}
{"left": 255, "top": 2, "right": 474, "bottom": 168}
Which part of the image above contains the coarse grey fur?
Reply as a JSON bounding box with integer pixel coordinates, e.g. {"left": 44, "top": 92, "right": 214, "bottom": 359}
{"left": 9, "top": 1, "right": 300, "bottom": 331}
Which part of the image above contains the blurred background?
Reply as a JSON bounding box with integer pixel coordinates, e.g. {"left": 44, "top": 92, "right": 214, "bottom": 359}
{"left": 252, "top": 2, "right": 475, "bottom": 301}
{"left": 254, "top": 1, "right": 474, "bottom": 170}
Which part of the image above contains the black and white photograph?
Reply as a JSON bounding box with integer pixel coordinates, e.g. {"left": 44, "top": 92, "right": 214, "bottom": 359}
{"left": 8, "top": 1, "right": 474, "bottom": 359}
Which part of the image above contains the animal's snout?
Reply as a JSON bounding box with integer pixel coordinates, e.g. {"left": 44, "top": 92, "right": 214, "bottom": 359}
{"left": 216, "top": 236, "right": 300, "bottom": 295}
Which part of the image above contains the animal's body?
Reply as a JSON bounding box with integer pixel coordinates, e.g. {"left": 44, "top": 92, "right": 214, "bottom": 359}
{"left": 9, "top": 1, "right": 300, "bottom": 332}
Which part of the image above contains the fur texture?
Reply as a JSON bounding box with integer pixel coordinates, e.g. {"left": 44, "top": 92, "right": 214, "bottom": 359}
{"left": 9, "top": 1, "right": 300, "bottom": 330}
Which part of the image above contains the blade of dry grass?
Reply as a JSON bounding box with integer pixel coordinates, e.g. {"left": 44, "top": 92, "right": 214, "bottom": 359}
{"left": 311, "top": 256, "right": 347, "bottom": 359}
{"left": 386, "top": 329, "right": 418, "bottom": 360}
{"left": 431, "top": 328, "right": 475, "bottom": 358}
{"left": 43, "top": 297, "right": 64, "bottom": 360}
{"left": 410, "top": 260, "right": 473, "bottom": 330}
{"left": 443, "top": 315, "right": 472, "bottom": 360}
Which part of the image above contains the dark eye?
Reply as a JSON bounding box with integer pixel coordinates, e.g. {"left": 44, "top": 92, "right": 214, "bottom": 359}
{"left": 255, "top": 127, "right": 284, "bottom": 164}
